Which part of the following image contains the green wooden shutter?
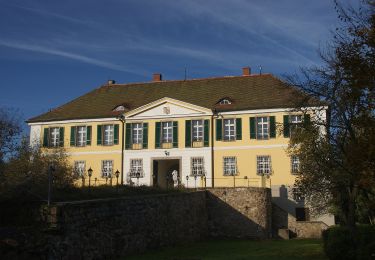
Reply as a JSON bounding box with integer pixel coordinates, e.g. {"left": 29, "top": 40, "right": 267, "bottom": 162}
{"left": 143, "top": 123, "right": 148, "bottom": 149}
{"left": 204, "top": 119, "right": 209, "bottom": 147}
{"left": 304, "top": 114, "right": 311, "bottom": 127}
{"left": 97, "top": 125, "right": 102, "bottom": 145}
{"left": 59, "top": 127, "right": 64, "bottom": 147}
{"left": 216, "top": 119, "right": 223, "bottom": 141}
{"left": 155, "top": 122, "right": 161, "bottom": 149}
{"left": 250, "top": 117, "right": 256, "bottom": 139}
{"left": 236, "top": 118, "right": 242, "bottom": 140}
{"left": 70, "top": 126, "right": 76, "bottom": 146}
{"left": 125, "top": 123, "right": 132, "bottom": 149}
{"left": 114, "top": 124, "right": 119, "bottom": 145}
{"left": 283, "top": 115, "right": 290, "bottom": 137}
{"left": 172, "top": 121, "right": 178, "bottom": 148}
{"left": 43, "top": 128, "right": 49, "bottom": 147}
{"left": 270, "top": 116, "right": 276, "bottom": 138}
{"left": 86, "top": 126, "right": 92, "bottom": 145}
{"left": 185, "top": 120, "right": 192, "bottom": 148}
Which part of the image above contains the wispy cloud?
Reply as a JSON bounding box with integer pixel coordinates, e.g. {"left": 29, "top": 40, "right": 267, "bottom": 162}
{"left": 0, "top": 39, "right": 146, "bottom": 75}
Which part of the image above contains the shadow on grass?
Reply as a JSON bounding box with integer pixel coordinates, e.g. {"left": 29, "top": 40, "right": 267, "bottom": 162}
{"left": 124, "top": 239, "right": 328, "bottom": 260}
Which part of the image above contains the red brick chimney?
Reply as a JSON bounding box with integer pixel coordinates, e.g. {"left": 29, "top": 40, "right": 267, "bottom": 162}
{"left": 242, "top": 67, "right": 251, "bottom": 76}
{"left": 153, "top": 73, "right": 162, "bottom": 82}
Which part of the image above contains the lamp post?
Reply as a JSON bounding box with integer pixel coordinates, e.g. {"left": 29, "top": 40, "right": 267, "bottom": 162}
{"left": 47, "top": 164, "right": 55, "bottom": 206}
{"left": 186, "top": 175, "right": 189, "bottom": 188}
{"left": 136, "top": 172, "right": 140, "bottom": 186}
{"left": 117, "top": 114, "right": 126, "bottom": 185}
{"left": 244, "top": 176, "right": 249, "bottom": 188}
{"left": 194, "top": 175, "right": 197, "bottom": 189}
{"left": 88, "top": 167, "right": 93, "bottom": 190}
{"left": 115, "top": 170, "right": 120, "bottom": 187}
{"left": 94, "top": 177, "right": 97, "bottom": 186}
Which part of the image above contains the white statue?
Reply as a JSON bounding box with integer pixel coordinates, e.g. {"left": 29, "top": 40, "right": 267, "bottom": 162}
{"left": 172, "top": 170, "right": 179, "bottom": 187}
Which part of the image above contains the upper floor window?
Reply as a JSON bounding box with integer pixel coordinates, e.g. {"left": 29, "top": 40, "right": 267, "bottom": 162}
{"left": 70, "top": 126, "right": 92, "bottom": 147}
{"left": 257, "top": 156, "right": 271, "bottom": 175}
{"left": 283, "top": 114, "right": 309, "bottom": 138}
{"left": 223, "top": 156, "right": 238, "bottom": 176}
{"left": 97, "top": 124, "right": 119, "bottom": 146}
{"left": 290, "top": 115, "right": 303, "bottom": 135}
{"left": 291, "top": 155, "right": 300, "bottom": 174}
{"left": 256, "top": 117, "right": 269, "bottom": 139}
{"left": 43, "top": 127, "right": 64, "bottom": 148}
{"left": 74, "top": 161, "right": 86, "bottom": 177}
{"left": 192, "top": 120, "right": 204, "bottom": 142}
{"left": 162, "top": 121, "right": 173, "bottom": 143}
{"left": 191, "top": 157, "right": 205, "bottom": 176}
{"left": 130, "top": 159, "right": 144, "bottom": 177}
{"left": 77, "top": 126, "right": 86, "bottom": 146}
{"left": 101, "top": 160, "right": 113, "bottom": 177}
{"left": 224, "top": 119, "right": 236, "bottom": 141}
{"left": 132, "top": 123, "right": 143, "bottom": 144}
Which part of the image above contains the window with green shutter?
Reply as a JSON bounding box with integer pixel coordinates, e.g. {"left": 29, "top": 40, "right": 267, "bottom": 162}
{"left": 172, "top": 121, "right": 178, "bottom": 148}
{"left": 155, "top": 122, "right": 161, "bottom": 148}
{"left": 283, "top": 115, "right": 290, "bottom": 137}
{"left": 97, "top": 125, "right": 103, "bottom": 145}
{"left": 114, "top": 124, "right": 119, "bottom": 145}
{"left": 185, "top": 120, "right": 192, "bottom": 147}
{"left": 270, "top": 116, "right": 276, "bottom": 138}
{"left": 236, "top": 118, "right": 242, "bottom": 140}
{"left": 142, "top": 123, "right": 148, "bottom": 149}
{"left": 304, "top": 114, "right": 311, "bottom": 127}
{"left": 216, "top": 119, "right": 223, "bottom": 141}
{"left": 70, "top": 126, "right": 76, "bottom": 146}
{"left": 125, "top": 123, "right": 132, "bottom": 150}
{"left": 59, "top": 127, "right": 64, "bottom": 147}
{"left": 86, "top": 126, "right": 92, "bottom": 145}
{"left": 43, "top": 128, "right": 49, "bottom": 147}
{"left": 250, "top": 117, "right": 256, "bottom": 139}
{"left": 204, "top": 119, "right": 209, "bottom": 146}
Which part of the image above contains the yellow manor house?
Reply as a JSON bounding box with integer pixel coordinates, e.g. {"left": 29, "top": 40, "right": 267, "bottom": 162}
{"left": 27, "top": 67, "right": 333, "bottom": 225}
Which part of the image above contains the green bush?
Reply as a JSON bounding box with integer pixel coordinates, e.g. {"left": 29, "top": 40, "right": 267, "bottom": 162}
{"left": 323, "top": 225, "right": 375, "bottom": 260}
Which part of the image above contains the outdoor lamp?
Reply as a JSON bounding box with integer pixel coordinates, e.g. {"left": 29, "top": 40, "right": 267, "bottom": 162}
{"left": 115, "top": 170, "right": 120, "bottom": 178}
{"left": 88, "top": 167, "right": 93, "bottom": 177}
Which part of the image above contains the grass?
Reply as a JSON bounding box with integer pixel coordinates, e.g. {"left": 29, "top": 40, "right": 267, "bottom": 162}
{"left": 124, "top": 239, "right": 328, "bottom": 260}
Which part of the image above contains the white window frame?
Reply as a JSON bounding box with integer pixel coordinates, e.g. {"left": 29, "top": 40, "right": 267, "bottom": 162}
{"left": 74, "top": 161, "right": 86, "bottom": 177}
{"left": 191, "top": 157, "right": 205, "bottom": 176}
{"left": 257, "top": 156, "right": 271, "bottom": 175}
{"left": 132, "top": 123, "right": 143, "bottom": 144}
{"left": 219, "top": 99, "right": 231, "bottom": 105}
{"left": 192, "top": 120, "right": 204, "bottom": 142}
{"left": 290, "top": 115, "right": 303, "bottom": 135}
{"left": 101, "top": 160, "right": 113, "bottom": 177}
{"left": 223, "top": 118, "right": 236, "bottom": 141}
{"left": 223, "top": 156, "right": 238, "bottom": 176}
{"left": 256, "top": 117, "right": 269, "bottom": 139}
{"left": 76, "top": 126, "right": 87, "bottom": 147}
{"left": 162, "top": 121, "right": 173, "bottom": 143}
{"left": 291, "top": 155, "right": 300, "bottom": 174}
{"left": 130, "top": 159, "right": 143, "bottom": 177}
{"left": 50, "top": 127, "right": 60, "bottom": 147}
{"left": 103, "top": 125, "right": 114, "bottom": 146}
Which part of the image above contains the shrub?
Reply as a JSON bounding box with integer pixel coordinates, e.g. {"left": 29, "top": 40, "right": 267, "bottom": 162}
{"left": 323, "top": 225, "right": 375, "bottom": 260}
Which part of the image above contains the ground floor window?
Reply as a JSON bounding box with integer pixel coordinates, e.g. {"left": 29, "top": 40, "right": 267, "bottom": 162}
{"left": 223, "top": 156, "right": 237, "bottom": 176}
{"left": 74, "top": 161, "right": 86, "bottom": 177}
{"left": 191, "top": 157, "right": 205, "bottom": 176}
{"left": 291, "top": 155, "right": 300, "bottom": 174}
{"left": 130, "top": 159, "right": 143, "bottom": 177}
{"left": 101, "top": 160, "right": 113, "bottom": 177}
{"left": 257, "top": 156, "right": 271, "bottom": 175}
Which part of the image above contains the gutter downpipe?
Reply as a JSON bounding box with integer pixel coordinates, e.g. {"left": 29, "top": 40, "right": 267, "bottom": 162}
{"left": 118, "top": 114, "right": 126, "bottom": 185}
{"left": 211, "top": 109, "right": 217, "bottom": 188}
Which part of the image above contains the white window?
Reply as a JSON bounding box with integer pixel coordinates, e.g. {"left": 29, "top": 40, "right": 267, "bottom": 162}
{"left": 290, "top": 115, "right": 303, "bottom": 135}
{"left": 191, "top": 157, "right": 205, "bottom": 176}
{"left": 162, "top": 121, "right": 173, "bottom": 143}
{"left": 74, "top": 161, "right": 86, "bottom": 177}
{"left": 257, "top": 156, "right": 271, "bottom": 175}
{"left": 103, "top": 125, "right": 114, "bottom": 145}
{"left": 223, "top": 156, "right": 237, "bottom": 176}
{"left": 130, "top": 159, "right": 143, "bottom": 177}
{"left": 77, "top": 126, "right": 87, "bottom": 147}
{"left": 224, "top": 119, "right": 236, "bottom": 141}
{"left": 101, "top": 160, "right": 113, "bottom": 177}
{"left": 192, "top": 120, "right": 203, "bottom": 142}
{"left": 132, "top": 123, "right": 143, "bottom": 144}
{"left": 219, "top": 99, "right": 231, "bottom": 105}
{"left": 291, "top": 156, "right": 300, "bottom": 174}
{"left": 256, "top": 117, "right": 269, "bottom": 139}
{"left": 50, "top": 127, "right": 60, "bottom": 147}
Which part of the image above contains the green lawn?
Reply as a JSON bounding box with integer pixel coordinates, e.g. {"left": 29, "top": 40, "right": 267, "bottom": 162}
{"left": 125, "top": 239, "right": 328, "bottom": 260}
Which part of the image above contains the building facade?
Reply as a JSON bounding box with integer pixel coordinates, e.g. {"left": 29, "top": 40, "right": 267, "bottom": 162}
{"left": 27, "top": 68, "right": 333, "bottom": 225}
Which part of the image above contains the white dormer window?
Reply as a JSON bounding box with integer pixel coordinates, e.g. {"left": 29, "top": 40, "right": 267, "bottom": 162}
{"left": 113, "top": 105, "right": 125, "bottom": 112}
{"left": 219, "top": 99, "right": 232, "bottom": 105}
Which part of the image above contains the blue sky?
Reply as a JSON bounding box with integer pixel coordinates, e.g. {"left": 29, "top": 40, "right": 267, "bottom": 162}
{"left": 0, "top": 0, "right": 339, "bottom": 130}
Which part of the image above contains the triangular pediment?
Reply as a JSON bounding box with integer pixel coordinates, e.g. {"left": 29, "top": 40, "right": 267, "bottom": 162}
{"left": 125, "top": 97, "right": 212, "bottom": 119}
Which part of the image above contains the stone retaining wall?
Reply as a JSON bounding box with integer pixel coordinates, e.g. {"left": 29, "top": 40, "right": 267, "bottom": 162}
{"left": 41, "top": 188, "right": 271, "bottom": 259}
